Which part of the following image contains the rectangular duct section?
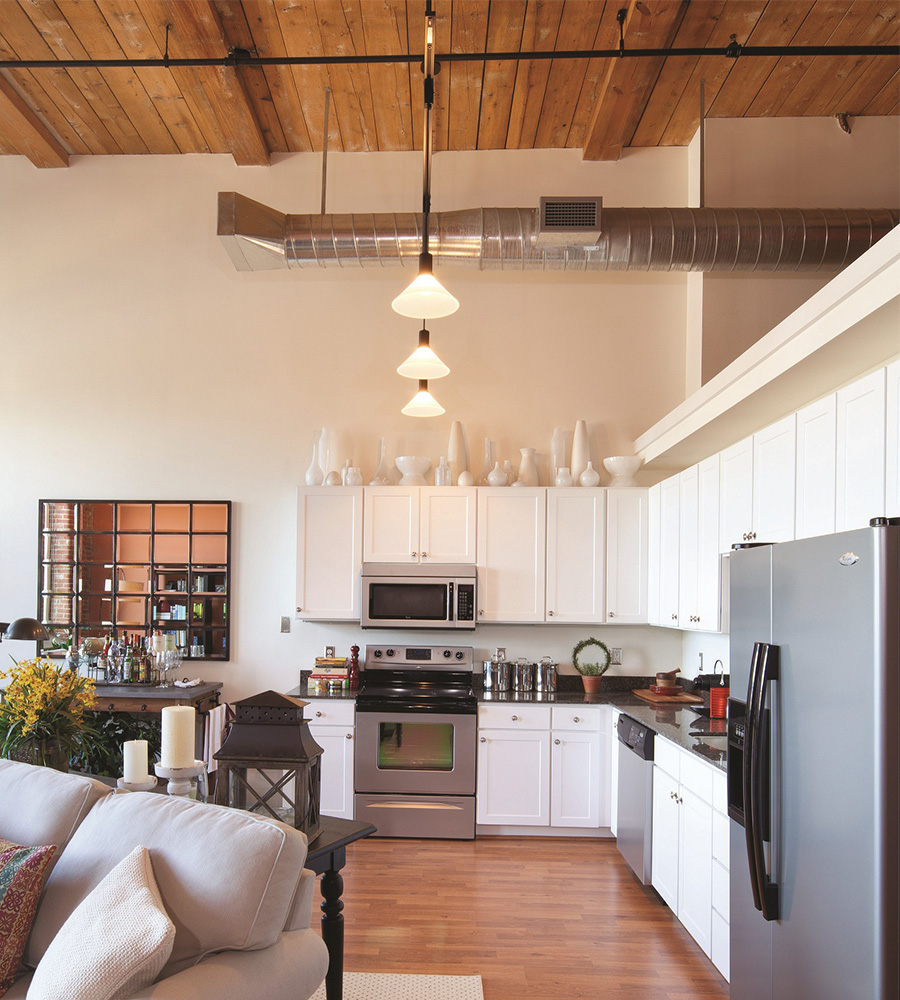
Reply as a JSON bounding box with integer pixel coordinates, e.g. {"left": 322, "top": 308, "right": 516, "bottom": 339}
{"left": 536, "top": 197, "right": 602, "bottom": 247}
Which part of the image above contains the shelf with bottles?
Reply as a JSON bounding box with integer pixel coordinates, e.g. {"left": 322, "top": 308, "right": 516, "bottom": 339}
{"left": 188, "top": 627, "right": 227, "bottom": 661}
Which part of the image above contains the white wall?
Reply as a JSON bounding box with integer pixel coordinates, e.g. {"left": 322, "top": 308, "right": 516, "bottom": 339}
{"left": 0, "top": 147, "right": 689, "bottom": 700}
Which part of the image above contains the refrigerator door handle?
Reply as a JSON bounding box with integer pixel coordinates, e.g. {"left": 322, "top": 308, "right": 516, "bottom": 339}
{"left": 742, "top": 642, "right": 763, "bottom": 911}
{"left": 750, "top": 641, "right": 780, "bottom": 921}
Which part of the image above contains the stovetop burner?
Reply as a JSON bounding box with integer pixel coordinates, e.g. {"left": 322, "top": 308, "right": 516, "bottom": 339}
{"left": 357, "top": 645, "right": 476, "bottom": 714}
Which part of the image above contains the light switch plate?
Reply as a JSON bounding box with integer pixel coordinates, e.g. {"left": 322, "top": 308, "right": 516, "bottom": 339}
{"left": 280, "top": 616, "right": 291, "bottom": 633}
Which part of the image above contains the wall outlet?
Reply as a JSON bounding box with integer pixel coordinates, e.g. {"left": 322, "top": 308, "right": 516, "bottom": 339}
{"left": 280, "top": 616, "right": 291, "bottom": 633}
{"left": 609, "top": 647, "right": 623, "bottom": 665}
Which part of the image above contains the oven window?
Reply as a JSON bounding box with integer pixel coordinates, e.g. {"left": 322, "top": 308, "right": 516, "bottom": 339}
{"left": 377, "top": 722, "right": 454, "bottom": 771}
{"left": 368, "top": 582, "right": 449, "bottom": 621}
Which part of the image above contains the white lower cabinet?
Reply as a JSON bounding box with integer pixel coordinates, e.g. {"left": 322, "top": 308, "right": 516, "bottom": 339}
{"left": 651, "top": 737, "right": 726, "bottom": 971}
{"left": 305, "top": 699, "right": 355, "bottom": 820}
{"left": 711, "top": 782, "right": 731, "bottom": 981}
{"left": 477, "top": 704, "right": 607, "bottom": 830}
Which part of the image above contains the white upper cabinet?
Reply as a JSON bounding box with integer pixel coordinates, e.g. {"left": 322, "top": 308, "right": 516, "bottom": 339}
{"left": 658, "top": 475, "right": 681, "bottom": 627}
{"left": 679, "top": 456, "right": 722, "bottom": 632}
{"left": 363, "top": 486, "right": 476, "bottom": 563}
{"left": 836, "top": 368, "right": 887, "bottom": 531}
{"left": 795, "top": 394, "right": 837, "bottom": 539}
{"left": 476, "top": 488, "right": 546, "bottom": 623}
{"left": 678, "top": 466, "right": 699, "bottom": 629}
{"left": 718, "top": 436, "right": 753, "bottom": 552}
{"left": 887, "top": 359, "right": 900, "bottom": 518}
{"left": 296, "top": 487, "right": 364, "bottom": 621}
{"left": 605, "top": 488, "right": 649, "bottom": 624}
{"left": 546, "top": 488, "right": 605, "bottom": 623}
{"left": 647, "top": 484, "right": 661, "bottom": 626}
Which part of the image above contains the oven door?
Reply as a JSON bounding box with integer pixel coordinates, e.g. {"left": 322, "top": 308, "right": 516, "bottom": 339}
{"left": 355, "top": 711, "right": 476, "bottom": 796}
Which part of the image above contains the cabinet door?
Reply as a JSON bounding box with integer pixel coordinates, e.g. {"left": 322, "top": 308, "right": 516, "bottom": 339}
{"left": 551, "top": 728, "right": 602, "bottom": 827}
{"left": 658, "top": 476, "right": 680, "bottom": 627}
{"left": 696, "top": 455, "right": 722, "bottom": 632}
{"left": 651, "top": 766, "right": 680, "bottom": 911}
{"left": 752, "top": 414, "right": 796, "bottom": 544}
{"left": 476, "top": 488, "right": 546, "bottom": 623}
{"left": 419, "top": 487, "right": 477, "bottom": 563}
{"left": 363, "top": 487, "right": 419, "bottom": 563}
{"left": 888, "top": 361, "right": 900, "bottom": 518}
{"left": 308, "top": 724, "right": 355, "bottom": 820}
{"left": 795, "top": 394, "right": 837, "bottom": 539}
{"left": 296, "top": 487, "right": 363, "bottom": 621}
{"left": 605, "top": 488, "right": 649, "bottom": 624}
{"left": 647, "top": 484, "right": 661, "bottom": 626}
{"left": 678, "top": 466, "right": 699, "bottom": 628}
{"left": 546, "top": 489, "right": 605, "bottom": 623}
{"left": 476, "top": 729, "right": 551, "bottom": 826}
{"left": 719, "top": 437, "right": 753, "bottom": 552}
{"left": 678, "top": 786, "right": 714, "bottom": 957}
{"left": 836, "top": 369, "right": 886, "bottom": 530}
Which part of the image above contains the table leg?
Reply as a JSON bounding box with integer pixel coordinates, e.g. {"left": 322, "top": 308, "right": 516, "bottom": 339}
{"left": 320, "top": 869, "right": 345, "bottom": 1000}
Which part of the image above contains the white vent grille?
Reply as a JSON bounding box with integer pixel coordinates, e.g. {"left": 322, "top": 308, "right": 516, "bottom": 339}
{"left": 536, "top": 196, "right": 602, "bottom": 246}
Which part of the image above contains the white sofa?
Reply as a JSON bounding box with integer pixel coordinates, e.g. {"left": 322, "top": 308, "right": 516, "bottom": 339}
{"left": 0, "top": 759, "right": 329, "bottom": 999}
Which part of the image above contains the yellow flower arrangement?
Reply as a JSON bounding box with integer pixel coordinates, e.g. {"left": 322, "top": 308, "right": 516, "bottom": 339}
{"left": 0, "top": 658, "right": 99, "bottom": 768}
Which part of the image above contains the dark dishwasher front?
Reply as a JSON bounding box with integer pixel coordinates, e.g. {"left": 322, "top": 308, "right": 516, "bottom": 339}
{"left": 616, "top": 713, "right": 655, "bottom": 885}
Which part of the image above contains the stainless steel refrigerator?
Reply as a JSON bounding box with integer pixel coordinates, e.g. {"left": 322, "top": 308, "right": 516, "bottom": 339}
{"left": 727, "top": 524, "right": 899, "bottom": 1000}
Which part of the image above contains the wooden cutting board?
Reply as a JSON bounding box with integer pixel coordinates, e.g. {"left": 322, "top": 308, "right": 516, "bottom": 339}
{"left": 633, "top": 688, "right": 704, "bottom": 705}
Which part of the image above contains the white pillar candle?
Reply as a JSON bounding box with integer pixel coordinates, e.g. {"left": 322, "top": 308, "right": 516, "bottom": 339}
{"left": 123, "top": 739, "right": 149, "bottom": 783}
{"left": 160, "top": 706, "right": 196, "bottom": 768}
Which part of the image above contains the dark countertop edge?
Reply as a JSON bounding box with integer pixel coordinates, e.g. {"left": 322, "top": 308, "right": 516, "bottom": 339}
{"left": 93, "top": 681, "right": 223, "bottom": 698}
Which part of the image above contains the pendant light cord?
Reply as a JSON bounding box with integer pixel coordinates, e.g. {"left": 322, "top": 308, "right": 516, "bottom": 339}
{"left": 421, "top": 0, "right": 436, "bottom": 262}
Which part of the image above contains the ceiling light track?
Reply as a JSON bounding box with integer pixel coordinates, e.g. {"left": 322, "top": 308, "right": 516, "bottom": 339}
{"left": 0, "top": 44, "right": 894, "bottom": 72}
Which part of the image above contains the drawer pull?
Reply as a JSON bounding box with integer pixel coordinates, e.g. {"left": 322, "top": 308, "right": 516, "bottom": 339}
{"left": 554, "top": 739, "right": 561, "bottom": 745}
{"left": 511, "top": 714, "right": 519, "bottom": 721}
{"left": 107, "top": 703, "right": 116, "bottom": 711}
{"left": 141, "top": 704, "right": 147, "bottom": 712}
{"left": 572, "top": 716, "right": 580, "bottom": 723}
{"left": 316, "top": 711, "right": 323, "bottom": 718}
{"left": 346, "top": 733, "right": 352, "bottom": 740}
{"left": 480, "top": 736, "right": 487, "bottom": 743}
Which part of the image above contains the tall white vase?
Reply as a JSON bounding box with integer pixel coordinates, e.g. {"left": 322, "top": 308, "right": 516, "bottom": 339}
{"left": 517, "top": 448, "right": 539, "bottom": 486}
{"left": 304, "top": 445, "right": 323, "bottom": 486}
{"left": 570, "top": 420, "right": 590, "bottom": 481}
{"left": 476, "top": 439, "right": 494, "bottom": 486}
{"left": 447, "top": 421, "right": 469, "bottom": 484}
{"left": 550, "top": 427, "right": 566, "bottom": 482}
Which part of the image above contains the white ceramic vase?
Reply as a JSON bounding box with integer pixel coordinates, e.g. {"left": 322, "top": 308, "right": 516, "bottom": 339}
{"left": 487, "top": 462, "right": 508, "bottom": 487}
{"left": 517, "top": 448, "right": 539, "bottom": 486}
{"left": 579, "top": 461, "right": 601, "bottom": 487}
{"left": 502, "top": 460, "right": 517, "bottom": 486}
{"left": 447, "top": 421, "right": 469, "bottom": 484}
{"left": 304, "top": 445, "right": 323, "bottom": 486}
{"left": 555, "top": 467, "right": 574, "bottom": 487}
{"left": 571, "top": 420, "right": 590, "bottom": 481}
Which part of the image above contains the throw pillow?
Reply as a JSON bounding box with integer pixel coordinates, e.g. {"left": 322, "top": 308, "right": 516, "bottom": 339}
{"left": 26, "top": 846, "right": 175, "bottom": 1000}
{"left": 0, "top": 838, "right": 57, "bottom": 997}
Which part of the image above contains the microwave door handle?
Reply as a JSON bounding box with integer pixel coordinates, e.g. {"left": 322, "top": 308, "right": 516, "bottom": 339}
{"left": 448, "top": 582, "right": 455, "bottom": 623}
{"left": 743, "top": 642, "right": 763, "bottom": 912}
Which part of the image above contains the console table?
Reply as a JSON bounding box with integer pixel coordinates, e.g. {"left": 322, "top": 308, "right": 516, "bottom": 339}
{"left": 305, "top": 816, "right": 377, "bottom": 1000}
{"left": 93, "top": 681, "right": 222, "bottom": 715}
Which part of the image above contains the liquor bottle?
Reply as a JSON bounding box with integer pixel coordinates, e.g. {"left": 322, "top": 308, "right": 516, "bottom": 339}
{"left": 139, "top": 637, "right": 151, "bottom": 684}
{"left": 122, "top": 637, "right": 134, "bottom": 683}
{"left": 97, "top": 638, "right": 109, "bottom": 682}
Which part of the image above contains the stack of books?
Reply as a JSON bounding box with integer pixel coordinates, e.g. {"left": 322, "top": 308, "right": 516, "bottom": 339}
{"left": 310, "top": 656, "right": 348, "bottom": 682}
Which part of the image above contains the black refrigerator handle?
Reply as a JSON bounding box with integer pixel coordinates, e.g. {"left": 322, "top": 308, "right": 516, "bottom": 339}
{"left": 750, "top": 641, "right": 780, "bottom": 922}
{"left": 742, "top": 642, "right": 763, "bottom": 912}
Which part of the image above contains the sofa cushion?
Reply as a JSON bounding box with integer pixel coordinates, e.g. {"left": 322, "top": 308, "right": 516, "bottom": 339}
{"left": 26, "top": 792, "right": 309, "bottom": 978}
{"left": 0, "top": 839, "right": 57, "bottom": 996}
{"left": 27, "top": 846, "right": 175, "bottom": 1000}
{"left": 0, "top": 761, "right": 111, "bottom": 867}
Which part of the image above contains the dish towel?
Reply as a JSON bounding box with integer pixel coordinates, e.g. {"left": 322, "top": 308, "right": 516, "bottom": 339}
{"left": 203, "top": 703, "right": 230, "bottom": 773}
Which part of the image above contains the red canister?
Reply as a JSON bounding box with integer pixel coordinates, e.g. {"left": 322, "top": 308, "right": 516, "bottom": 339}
{"left": 709, "top": 686, "right": 729, "bottom": 719}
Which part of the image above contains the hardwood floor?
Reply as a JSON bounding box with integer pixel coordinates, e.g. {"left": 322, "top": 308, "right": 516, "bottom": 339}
{"left": 318, "top": 835, "right": 729, "bottom": 1000}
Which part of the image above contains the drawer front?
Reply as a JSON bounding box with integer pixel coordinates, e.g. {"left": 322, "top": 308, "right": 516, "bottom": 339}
{"left": 550, "top": 706, "right": 601, "bottom": 733}
{"left": 680, "top": 751, "right": 714, "bottom": 804}
{"left": 712, "top": 858, "right": 729, "bottom": 918}
{"left": 712, "top": 809, "right": 730, "bottom": 867}
{"left": 305, "top": 699, "right": 356, "bottom": 727}
{"left": 478, "top": 704, "right": 549, "bottom": 730}
{"left": 654, "top": 736, "right": 681, "bottom": 781}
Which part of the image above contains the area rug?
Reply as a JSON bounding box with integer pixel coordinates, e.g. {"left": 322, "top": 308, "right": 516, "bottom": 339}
{"left": 310, "top": 973, "right": 484, "bottom": 999}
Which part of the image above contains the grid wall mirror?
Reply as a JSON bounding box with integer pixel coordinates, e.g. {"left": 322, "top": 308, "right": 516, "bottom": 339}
{"left": 39, "top": 500, "right": 232, "bottom": 661}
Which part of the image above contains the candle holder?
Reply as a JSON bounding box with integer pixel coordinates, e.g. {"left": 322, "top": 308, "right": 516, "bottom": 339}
{"left": 154, "top": 761, "right": 208, "bottom": 802}
{"left": 117, "top": 776, "right": 159, "bottom": 793}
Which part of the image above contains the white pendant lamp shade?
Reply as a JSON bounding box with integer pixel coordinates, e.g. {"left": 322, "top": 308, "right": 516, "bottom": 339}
{"left": 397, "top": 326, "right": 449, "bottom": 380}
{"left": 392, "top": 253, "right": 459, "bottom": 319}
{"left": 402, "top": 379, "right": 445, "bottom": 418}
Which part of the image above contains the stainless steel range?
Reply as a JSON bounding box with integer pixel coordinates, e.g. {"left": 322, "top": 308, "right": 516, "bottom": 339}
{"left": 354, "top": 644, "right": 476, "bottom": 840}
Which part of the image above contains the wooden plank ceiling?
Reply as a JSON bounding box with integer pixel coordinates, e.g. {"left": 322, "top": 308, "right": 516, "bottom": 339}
{"left": 0, "top": 0, "right": 896, "bottom": 168}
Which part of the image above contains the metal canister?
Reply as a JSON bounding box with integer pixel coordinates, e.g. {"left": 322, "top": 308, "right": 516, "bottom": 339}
{"left": 482, "top": 658, "right": 510, "bottom": 691}
{"left": 512, "top": 658, "right": 535, "bottom": 692}
{"left": 534, "top": 656, "right": 557, "bottom": 692}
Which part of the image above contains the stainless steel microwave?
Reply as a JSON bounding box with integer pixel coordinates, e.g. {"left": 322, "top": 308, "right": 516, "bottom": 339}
{"left": 360, "top": 563, "right": 477, "bottom": 630}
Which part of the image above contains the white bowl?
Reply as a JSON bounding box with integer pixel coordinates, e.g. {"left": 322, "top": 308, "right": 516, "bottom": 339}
{"left": 603, "top": 455, "right": 642, "bottom": 487}
{"left": 395, "top": 456, "right": 432, "bottom": 485}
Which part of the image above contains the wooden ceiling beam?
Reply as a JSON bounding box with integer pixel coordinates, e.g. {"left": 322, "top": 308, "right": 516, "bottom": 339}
{"left": 582, "top": 0, "right": 689, "bottom": 161}
{"left": 0, "top": 73, "right": 67, "bottom": 167}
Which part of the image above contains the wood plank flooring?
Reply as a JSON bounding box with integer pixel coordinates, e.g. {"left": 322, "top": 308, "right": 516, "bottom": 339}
{"left": 316, "top": 835, "right": 729, "bottom": 1000}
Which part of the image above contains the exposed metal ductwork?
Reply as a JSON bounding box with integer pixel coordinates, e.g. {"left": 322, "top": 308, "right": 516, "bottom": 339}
{"left": 217, "top": 192, "right": 898, "bottom": 274}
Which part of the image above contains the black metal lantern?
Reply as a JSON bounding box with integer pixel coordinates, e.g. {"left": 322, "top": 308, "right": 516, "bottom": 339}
{"left": 214, "top": 691, "right": 323, "bottom": 839}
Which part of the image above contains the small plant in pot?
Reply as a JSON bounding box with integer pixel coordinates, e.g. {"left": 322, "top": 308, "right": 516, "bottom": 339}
{"left": 572, "top": 638, "right": 611, "bottom": 694}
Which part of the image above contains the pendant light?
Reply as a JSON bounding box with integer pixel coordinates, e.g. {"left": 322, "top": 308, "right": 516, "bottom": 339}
{"left": 396, "top": 325, "right": 449, "bottom": 380}
{"left": 391, "top": 0, "right": 458, "bottom": 320}
{"left": 402, "top": 379, "right": 445, "bottom": 418}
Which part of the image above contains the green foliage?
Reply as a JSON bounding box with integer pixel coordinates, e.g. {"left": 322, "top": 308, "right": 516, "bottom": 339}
{"left": 70, "top": 712, "right": 162, "bottom": 778}
{"left": 571, "top": 637, "right": 611, "bottom": 677}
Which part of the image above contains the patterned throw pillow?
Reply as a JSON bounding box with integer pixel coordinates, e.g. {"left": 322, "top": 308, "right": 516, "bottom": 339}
{"left": 0, "top": 838, "right": 57, "bottom": 996}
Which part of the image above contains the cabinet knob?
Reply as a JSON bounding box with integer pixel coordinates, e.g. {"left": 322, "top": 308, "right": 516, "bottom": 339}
{"left": 411, "top": 551, "right": 417, "bottom": 558}
{"left": 421, "top": 552, "right": 427, "bottom": 558}
{"left": 480, "top": 736, "right": 487, "bottom": 743}
{"left": 141, "top": 704, "right": 147, "bottom": 712}
{"left": 296, "top": 606, "right": 302, "bottom": 613}
{"left": 479, "top": 610, "right": 484, "bottom": 616}
{"left": 554, "top": 739, "right": 561, "bottom": 745}
{"left": 511, "top": 714, "right": 519, "bottom": 721}
{"left": 316, "top": 711, "right": 323, "bottom": 718}
{"left": 608, "top": 611, "right": 615, "bottom": 618}
{"left": 548, "top": 610, "right": 555, "bottom": 617}
{"left": 751, "top": 531, "right": 757, "bottom": 540}
{"left": 671, "top": 613, "right": 677, "bottom": 621}
{"left": 572, "top": 716, "right": 580, "bottom": 723}
{"left": 346, "top": 733, "right": 352, "bottom": 740}
{"left": 107, "top": 703, "right": 116, "bottom": 711}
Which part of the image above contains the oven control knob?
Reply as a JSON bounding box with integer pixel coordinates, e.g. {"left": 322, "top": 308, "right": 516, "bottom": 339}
{"left": 386, "top": 648, "right": 395, "bottom": 657}
{"left": 373, "top": 649, "right": 383, "bottom": 658}
{"left": 443, "top": 650, "right": 452, "bottom": 658}
{"left": 455, "top": 651, "right": 464, "bottom": 660}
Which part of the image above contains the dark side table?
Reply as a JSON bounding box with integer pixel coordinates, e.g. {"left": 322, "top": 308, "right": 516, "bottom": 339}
{"left": 304, "top": 816, "right": 376, "bottom": 1000}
